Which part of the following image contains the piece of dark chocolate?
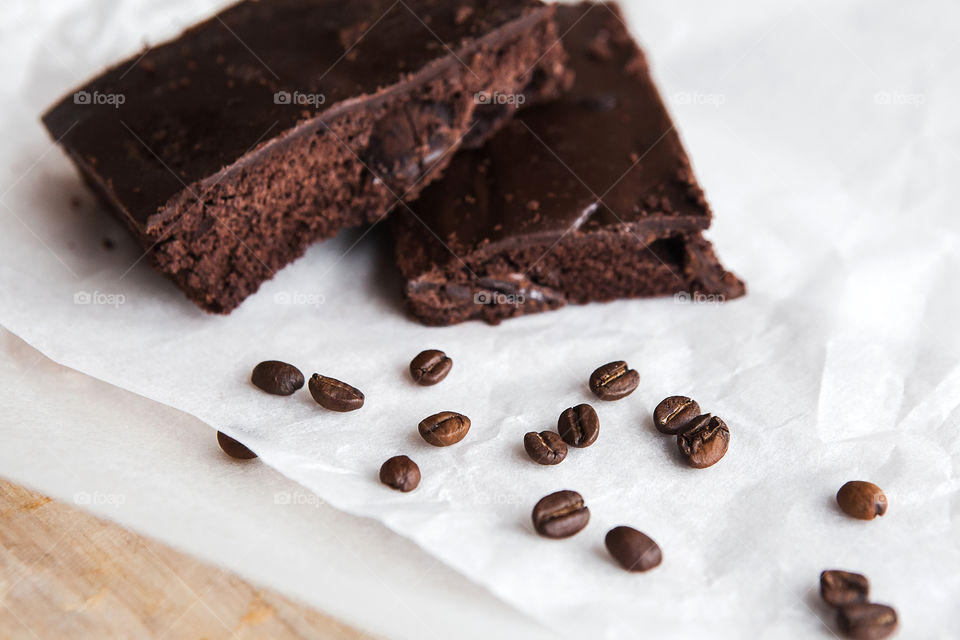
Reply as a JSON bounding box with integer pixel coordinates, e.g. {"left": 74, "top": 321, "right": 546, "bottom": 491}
{"left": 42, "top": 0, "right": 571, "bottom": 313}
{"left": 393, "top": 1, "right": 744, "bottom": 325}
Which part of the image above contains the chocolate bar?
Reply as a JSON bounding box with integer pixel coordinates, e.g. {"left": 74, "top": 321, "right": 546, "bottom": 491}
{"left": 43, "top": 0, "right": 570, "bottom": 313}
{"left": 393, "top": 2, "right": 744, "bottom": 325}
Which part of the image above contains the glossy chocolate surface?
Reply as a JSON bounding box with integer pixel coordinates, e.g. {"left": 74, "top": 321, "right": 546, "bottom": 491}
{"left": 42, "top": 0, "right": 546, "bottom": 226}
{"left": 407, "top": 1, "right": 711, "bottom": 268}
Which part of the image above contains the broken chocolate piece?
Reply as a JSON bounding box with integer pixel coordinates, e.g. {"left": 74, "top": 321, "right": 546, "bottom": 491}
{"left": 42, "top": 0, "right": 571, "bottom": 313}
{"left": 393, "top": 2, "right": 744, "bottom": 325}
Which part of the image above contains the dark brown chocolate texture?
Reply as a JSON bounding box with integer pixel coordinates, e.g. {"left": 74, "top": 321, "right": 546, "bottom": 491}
{"left": 42, "top": 0, "right": 570, "bottom": 313}
{"left": 393, "top": 2, "right": 745, "bottom": 326}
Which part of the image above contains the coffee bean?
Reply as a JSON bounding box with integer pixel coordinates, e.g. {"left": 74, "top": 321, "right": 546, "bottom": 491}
{"left": 217, "top": 432, "right": 257, "bottom": 460}
{"left": 677, "top": 415, "right": 729, "bottom": 468}
{"left": 308, "top": 374, "right": 364, "bottom": 412}
{"left": 557, "top": 404, "right": 600, "bottom": 448}
{"left": 653, "top": 396, "right": 701, "bottom": 435}
{"left": 589, "top": 361, "right": 639, "bottom": 400}
{"left": 532, "top": 490, "right": 590, "bottom": 538}
{"left": 251, "top": 360, "right": 304, "bottom": 396}
{"left": 379, "top": 455, "right": 421, "bottom": 492}
{"left": 820, "top": 570, "right": 870, "bottom": 608}
{"left": 410, "top": 349, "right": 452, "bottom": 386}
{"left": 604, "top": 526, "right": 662, "bottom": 572}
{"left": 418, "top": 411, "right": 470, "bottom": 447}
{"left": 836, "top": 481, "right": 887, "bottom": 520}
{"left": 524, "top": 431, "right": 567, "bottom": 465}
{"left": 837, "top": 603, "right": 898, "bottom": 640}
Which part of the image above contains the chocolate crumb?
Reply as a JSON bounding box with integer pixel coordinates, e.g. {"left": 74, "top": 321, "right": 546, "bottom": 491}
{"left": 455, "top": 6, "right": 474, "bottom": 25}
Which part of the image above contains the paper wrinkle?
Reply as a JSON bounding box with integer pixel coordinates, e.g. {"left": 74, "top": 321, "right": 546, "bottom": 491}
{"left": 2, "top": 0, "right": 960, "bottom": 637}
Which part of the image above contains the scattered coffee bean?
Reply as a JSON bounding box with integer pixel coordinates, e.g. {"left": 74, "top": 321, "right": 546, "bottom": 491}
{"left": 836, "top": 481, "right": 887, "bottom": 520}
{"left": 524, "top": 431, "right": 567, "bottom": 465}
{"left": 217, "top": 431, "right": 257, "bottom": 460}
{"left": 532, "top": 490, "right": 590, "bottom": 538}
{"left": 677, "top": 415, "right": 729, "bottom": 468}
{"left": 557, "top": 404, "right": 600, "bottom": 448}
{"left": 379, "top": 455, "right": 421, "bottom": 492}
{"left": 589, "top": 361, "right": 640, "bottom": 400}
{"left": 418, "top": 411, "right": 471, "bottom": 447}
{"left": 308, "top": 374, "right": 365, "bottom": 412}
{"left": 604, "top": 526, "right": 662, "bottom": 572}
{"left": 410, "top": 349, "right": 453, "bottom": 386}
{"left": 653, "top": 396, "right": 701, "bottom": 435}
{"left": 837, "top": 603, "right": 898, "bottom": 640}
{"left": 820, "top": 570, "right": 870, "bottom": 608}
{"left": 251, "top": 360, "right": 304, "bottom": 396}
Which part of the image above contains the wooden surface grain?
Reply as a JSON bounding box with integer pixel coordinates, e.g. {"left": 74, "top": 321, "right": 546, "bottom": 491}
{"left": 0, "top": 479, "right": 369, "bottom": 639}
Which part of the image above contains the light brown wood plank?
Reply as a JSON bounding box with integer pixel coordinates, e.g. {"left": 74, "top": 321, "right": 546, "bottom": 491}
{"left": 0, "top": 479, "right": 371, "bottom": 639}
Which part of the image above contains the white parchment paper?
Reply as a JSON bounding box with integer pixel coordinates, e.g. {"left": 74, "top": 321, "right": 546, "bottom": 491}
{"left": 2, "top": 0, "right": 959, "bottom": 637}
{"left": 0, "top": 328, "right": 554, "bottom": 640}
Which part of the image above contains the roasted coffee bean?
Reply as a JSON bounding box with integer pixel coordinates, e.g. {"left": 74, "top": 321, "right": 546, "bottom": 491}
{"left": 418, "top": 411, "right": 471, "bottom": 447}
{"left": 217, "top": 432, "right": 257, "bottom": 460}
{"left": 379, "top": 455, "right": 421, "bottom": 492}
{"left": 251, "top": 360, "right": 304, "bottom": 396}
{"left": 820, "top": 570, "right": 870, "bottom": 608}
{"left": 837, "top": 603, "right": 898, "bottom": 640}
{"left": 308, "top": 374, "right": 364, "bottom": 412}
{"left": 653, "top": 396, "right": 701, "bottom": 435}
{"left": 836, "top": 481, "right": 887, "bottom": 520}
{"left": 677, "top": 415, "right": 729, "bottom": 468}
{"left": 410, "top": 349, "right": 452, "bottom": 386}
{"left": 557, "top": 404, "right": 600, "bottom": 448}
{"left": 589, "top": 361, "right": 639, "bottom": 400}
{"left": 532, "top": 490, "right": 590, "bottom": 539}
{"left": 604, "top": 526, "right": 662, "bottom": 572}
{"left": 524, "top": 431, "right": 567, "bottom": 465}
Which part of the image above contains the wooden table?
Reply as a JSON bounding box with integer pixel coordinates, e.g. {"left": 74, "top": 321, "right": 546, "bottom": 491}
{"left": 0, "top": 479, "right": 368, "bottom": 639}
